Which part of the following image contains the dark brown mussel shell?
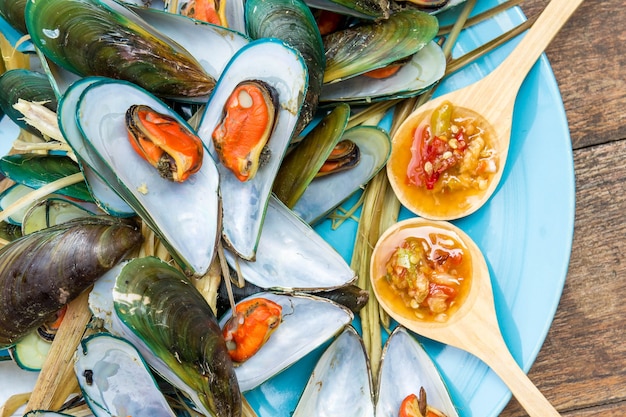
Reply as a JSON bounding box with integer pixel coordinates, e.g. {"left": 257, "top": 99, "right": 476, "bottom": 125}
{"left": 0, "top": 216, "right": 143, "bottom": 348}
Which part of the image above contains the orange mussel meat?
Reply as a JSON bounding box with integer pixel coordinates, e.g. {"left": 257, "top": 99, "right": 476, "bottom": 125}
{"left": 125, "top": 104, "right": 204, "bottom": 182}
{"left": 222, "top": 297, "right": 282, "bottom": 363}
{"left": 212, "top": 81, "right": 278, "bottom": 182}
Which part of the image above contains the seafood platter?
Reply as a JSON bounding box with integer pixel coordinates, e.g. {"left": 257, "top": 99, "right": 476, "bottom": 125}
{"left": 0, "top": 0, "right": 575, "bottom": 416}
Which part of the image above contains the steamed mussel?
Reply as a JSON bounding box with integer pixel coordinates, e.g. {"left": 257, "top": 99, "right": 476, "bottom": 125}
{"left": 0, "top": 216, "right": 143, "bottom": 348}
{"left": 211, "top": 80, "right": 278, "bottom": 182}
{"left": 25, "top": 0, "right": 216, "bottom": 99}
{"left": 90, "top": 256, "right": 241, "bottom": 417}
{"left": 125, "top": 104, "right": 204, "bottom": 182}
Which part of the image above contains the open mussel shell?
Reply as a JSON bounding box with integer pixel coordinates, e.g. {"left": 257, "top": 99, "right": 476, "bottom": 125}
{"left": 293, "top": 326, "right": 375, "bottom": 416}
{"left": 273, "top": 103, "right": 350, "bottom": 209}
{"left": 58, "top": 76, "right": 136, "bottom": 217}
{"left": 293, "top": 124, "right": 391, "bottom": 224}
{"left": 323, "top": 9, "right": 439, "bottom": 84}
{"left": 89, "top": 256, "right": 241, "bottom": 417}
{"left": 25, "top": 0, "right": 215, "bottom": 100}
{"left": 0, "top": 69, "right": 57, "bottom": 138}
{"left": 224, "top": 196, "right": 357, "bottom": 290}
{"left": 245, "top": 0, "right": 325, "bottom": 134}
{"left": 73, "top": 78, "right": 221, "bottom": 276}
{"left": 74, "top": 333, "right": 176, "bottom": 417}
{"left": 0, "top": 216, "right": 143, "bottom": 348}
{"left": 320, "top": 41, "right": 446, "bottom": 103}
{"left": 376, "top": 326, "right": 459, "bottom": 417}
{"left": 126, "top": 5, "right": 249, "bottom": 79}
{"left": 196, "top": 39, "right": 307, "bottom": 260}
{"left": 166, "top": 0, "right": 246, "bottom": 34}
{"left": 305, "top": 0, "right": 389, "bottom": 19}
{"left": 218, "top": 292, "right": 354, "bottom": 392}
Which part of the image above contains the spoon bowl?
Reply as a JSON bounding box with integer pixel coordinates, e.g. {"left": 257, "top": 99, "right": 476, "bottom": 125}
{"left": 370, "top": 217, "right": 561, "bottom": 416}
{"left": 387, "top": 0, "right": 585, "bottom": 220}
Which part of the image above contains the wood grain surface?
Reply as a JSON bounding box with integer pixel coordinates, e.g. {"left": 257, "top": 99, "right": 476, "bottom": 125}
{"left": 501, "top": 0, "right": 626, "bottom": 415}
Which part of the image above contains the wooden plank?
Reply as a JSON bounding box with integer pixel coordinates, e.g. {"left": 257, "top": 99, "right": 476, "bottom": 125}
{"left": 521, "top": 0, "right": 626, "bottom": 149}
{"left": 501, "top": 141, "right": 626, "bottom": 415}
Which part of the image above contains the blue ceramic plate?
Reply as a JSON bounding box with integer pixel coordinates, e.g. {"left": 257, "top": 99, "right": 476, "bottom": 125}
{"left": 246, "top": 1, "right": 575, "bottom": 416}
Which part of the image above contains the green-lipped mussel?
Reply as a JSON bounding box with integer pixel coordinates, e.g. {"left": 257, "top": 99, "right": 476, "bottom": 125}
{"left": 0, "top": 216, "right": 143, "bottom": 348}
{"left": 89, "top": 256, "right": 241, "bottom": 417}
{"left": 66, "top": 77, "right": 221, "bottom": 276}
{"left": 196, "top": 39, "right": 307, "bottom": 261}
{"left": 25, "top": 0, "right": 216, "bottom": 100}
{"left": 323, "top": 9, "right": 439, "bottom": 84}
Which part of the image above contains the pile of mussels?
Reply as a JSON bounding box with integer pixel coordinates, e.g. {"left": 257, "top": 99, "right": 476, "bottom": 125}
{"left": 0, "top": 0, "right": 466, "bottom": 415}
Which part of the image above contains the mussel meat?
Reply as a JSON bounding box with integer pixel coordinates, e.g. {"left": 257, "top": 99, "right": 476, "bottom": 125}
{"left": 126, "top": 104, "right": 204, "bottom": 182}
{"left": 212, "top": 80, "right": 278, "bottom": 182}
{"left": 0, "top": 216, "right": 143, "bottom": 348}
{"left": 222, "top": 297, "right": 283, "bottom": 363}
{"left": 180, "top": 0, "right": 226, "bottom": 26}
{"left": 316, "top": 139, "right": 360, "bottom": 177}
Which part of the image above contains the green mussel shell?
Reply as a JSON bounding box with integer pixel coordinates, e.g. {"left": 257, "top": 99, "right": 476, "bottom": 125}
{"left": 113, "top": 256, "right": 241, "bottom": 417}
{"left": 246, "top": 0, "right": 324, "bottom": 133}
{"left": 25, "top": 0, "right": 215, "bottom": 99}
{"left": 0, "top": 154, "right": 94, "bottom": 202}
{"left": 0, "top": 216, "right": 143, "bottom": 348}
{"left": 0, "top": 0, "right": 27, "bottom": 33}
{"left": 323, "top": 9, "right": 439, "bottom": 83}
{"left": 0, "top": 69, "right": 58, "bottom": 138}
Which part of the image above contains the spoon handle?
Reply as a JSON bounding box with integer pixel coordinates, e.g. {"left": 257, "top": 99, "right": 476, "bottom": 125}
{"left": 478, "top": 333, "right": 562, "bottom": 417}
{"left": 492, "top": 0, "right": 585, "bottom": 91}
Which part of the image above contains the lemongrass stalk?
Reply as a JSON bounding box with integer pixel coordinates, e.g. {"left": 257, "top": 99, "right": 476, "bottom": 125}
{"left": 242, "top": 396, "right": 260, "bottom": 417}
{"left": 438, "top": 0, "right": 524, "bottom": 35}
{"left": 0, "top": 34, "right": 29, "bottom": 70}
{"left": 0, "top": 392, "right": 30, "bottom": 417}
{"left": 13, "top": 99, "right": 67, "bottom": 143}
{"left": 0, "top": 172, "right": 85, "bottom": 223}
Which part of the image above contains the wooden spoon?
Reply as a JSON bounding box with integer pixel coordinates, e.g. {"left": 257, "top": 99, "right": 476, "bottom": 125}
{"left": 387, "top": 0, "right": 585, "bottom": 220}
{"left": 370, "top": 218, "right": 561, "bottom": 416}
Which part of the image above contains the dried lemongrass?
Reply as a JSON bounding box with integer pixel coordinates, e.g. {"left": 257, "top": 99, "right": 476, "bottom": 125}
{"left": 0, "top": 392, "right": 30, "bottom": 417}
{"left": 0, "top": 34, "right": 29, "bottom": 71}
{"left": 24, "top": 290, "right": 92, "bottom": 413}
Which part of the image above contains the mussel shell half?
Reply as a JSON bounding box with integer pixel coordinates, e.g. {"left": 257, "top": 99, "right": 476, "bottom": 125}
{"left": 25, "top": 0, "right": 215, "bottom": 100}
{"left": 75, "top": 78, "right": 221, "bottom": 276}
{"left": 0, "top": 154, "right": 94, "bottom": 203}
{"left": 90, "top": 257, "right": 241, "bottom": 417}
{"left": 323, "top": 9, "right": 439, "bottom": 84}
{"left": 293, "top": 326, "right": 375, "bottom": 416}
{"left": 74, "top": 333, "right": 176, "bottom": 417}
{"left": 320, "top": 40, "right": 446, "bottom": 103}
{"left": 218, "top": 292, "right": 354, "bottom": 392}
{"left": 58, "top": 76, "right": 136, "bottom": 217}
{"left": 245, "top": 0, "right": 324, "bottom": 134}
{"left": 197, "top": 39, "right": 307, "bottom": 260}
{"left": 0, "top": 69, "right": 57, "bottom": 138}
{"left": 376, "top": 326, "right": 460, "bottom": 417}
{"left": 0, "top": 216, "right": 143, "bottom": 348}
{"left": 21, "top": 198, "right": 97, "bottom": 235}
{"left": 305, "top": 0, "right": 389, "bottom": 19}
{"left": 292, "top": 124, "right": 391, "bottom": 224}
{"left": 224, "top": 195, "right": 357, "bottom": 290}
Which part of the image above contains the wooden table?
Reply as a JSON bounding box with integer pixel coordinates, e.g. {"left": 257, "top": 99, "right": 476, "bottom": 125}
{"left": 501, "top": 0, "right": 626, "bottom": 415}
